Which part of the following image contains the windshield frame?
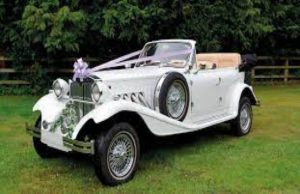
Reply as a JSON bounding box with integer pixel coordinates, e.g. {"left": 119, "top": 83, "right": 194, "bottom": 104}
{"left": 136, "top": 39, "right": 196, "bottom": 68}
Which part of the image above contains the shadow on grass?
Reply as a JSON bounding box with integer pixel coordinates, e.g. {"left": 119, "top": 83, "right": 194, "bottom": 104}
{"left": 52, "top": 123, "right": 235, "bottom": 176}
{"left": 142, "top": 123, "right": 234, "bottom": 152}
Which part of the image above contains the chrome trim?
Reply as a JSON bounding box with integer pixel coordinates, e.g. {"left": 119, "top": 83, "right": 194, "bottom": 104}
{"left": 87, "top": 75, "right": 101, "bottom": 82}
{"left": 25, "top": 123, "right": 94, "bottom": 154}
{"left": 91, "top": 83, "right": 103, "bottom": 103}
{"left": 25, "top": 123, "right": 41, "bottom": 138}
{"left": 137, "top": 40, "right": 196, "bottom": 68}
{"left": 70, "top": 99, "right": 95, "bottom": 104}
{"left": 53, "top": 80, "right": 63, "bottom": 98}
{"left": 256, "top": 100, "right": 261, "bottom": 106}
{"left": 63, "top": 137, "right": 94, "bottom": 155}
{"left": 130, "top": 93, "right": 138, "bottom": 103}
{"left": 154, "top": 72, "right": 170, "bottom": 112}
{"left": 116, "top": 92, "right": 151, "bottom": 108}
{"left": 130, "top": 92, "right": 151, "bottom": 108}
{"left": 113, "top": 94, "right": 121, "bottom": 101}
{"left": 137, "top": 92, "right": 151, "bottom": 108}
{"left": 123, "top": 93, "right": 129, "bottom": 100}
{"left": 70, "top": 80, "right": 93, "bottom": 102}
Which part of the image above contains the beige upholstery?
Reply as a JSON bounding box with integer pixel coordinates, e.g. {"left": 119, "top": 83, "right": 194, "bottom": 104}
{"left": 168, "top": 60, "right": 186, "bottom": 68}
{"left": 196, "top": 53, "right": 241, "bottom": 68}
{"left": 196, "top": 60, "right": 216, "bottom": 69}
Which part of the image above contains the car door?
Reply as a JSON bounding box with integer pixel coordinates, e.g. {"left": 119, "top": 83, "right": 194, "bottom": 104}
{"left": 189, "top": 70, "right": 220, "bottom": 123}
{"left": 217, "top": 68, "right": 238, "bottom": 113}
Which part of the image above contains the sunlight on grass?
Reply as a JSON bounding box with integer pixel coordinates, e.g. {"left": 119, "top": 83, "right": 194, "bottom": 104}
{"left": 0, "top": 85, "right": 299, "bottom": 193}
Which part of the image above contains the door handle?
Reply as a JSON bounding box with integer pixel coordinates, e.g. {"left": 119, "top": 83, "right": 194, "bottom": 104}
{"left": 216, "top": 77, "right": 221, "bottom": 86}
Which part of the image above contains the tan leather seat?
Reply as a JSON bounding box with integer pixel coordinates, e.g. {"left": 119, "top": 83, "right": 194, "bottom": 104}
{"left": 196, "top": 60, "right": 216, "bottom": 69}
{"left": 168, "top": 60, "right": 186, "bottom": 68}
{"left": 196, "top": 53, "right": 241, "bottom": 68}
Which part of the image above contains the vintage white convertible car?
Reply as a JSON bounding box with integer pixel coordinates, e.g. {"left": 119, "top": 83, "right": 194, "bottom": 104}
{"left": 26, "top": 39, "right": 259, "bottom": 185}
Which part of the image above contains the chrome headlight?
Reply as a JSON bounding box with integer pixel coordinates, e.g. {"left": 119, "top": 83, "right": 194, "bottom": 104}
{"left": 91, "top": 83, "right": 102, "bottom": 103}
{"left": 52, "top": 78, "right": 69, "bottom": 98}
{"left": 91, "top": 82, "right": 112, "bottom": 104}
{"left": 53, "top": 80, "right": 62, "bottom": 97}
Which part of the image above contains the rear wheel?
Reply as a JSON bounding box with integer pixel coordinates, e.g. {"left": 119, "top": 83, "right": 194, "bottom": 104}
{"left": 231, "top": 96, "right": 253, "bottom": 136}
{"left": 94, "top": 122, "right": 140, "bottom": 186}
{"left": 33, "top": 117, "right": 57, "bottom": 158}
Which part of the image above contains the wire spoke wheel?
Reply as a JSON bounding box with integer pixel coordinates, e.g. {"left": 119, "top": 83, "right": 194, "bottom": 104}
{"left": 157, "top": 72, "right": 189, "bottom": 121}
{"left": 107, "top": 132, "right": 136, "bottom": 178}
{"left": 231, "top": 97, "right": 253, "bottom": 136}
{"left": 239, "top": 103, "right": 251, "bottom": 132}
{"left": 94, "top": 122, "right": 140, "bottom": 186}
{"left": 166, "top": 80, "right": 187, "bottom": 119}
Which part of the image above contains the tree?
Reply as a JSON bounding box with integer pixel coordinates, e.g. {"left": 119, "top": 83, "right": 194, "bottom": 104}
{"left": 0, "top": 0, "right": 299, "bottom": 60}
{"left": 21, "top": 0, "right": 86, "bottom": 56}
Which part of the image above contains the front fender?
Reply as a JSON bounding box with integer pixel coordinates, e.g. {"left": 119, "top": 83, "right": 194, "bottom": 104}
{"left": 72, "top": 101, "right": 152, "bottom": 139}
{"left": 72, "top": 100, "right": 199, "bottom": 139}
{"left": 33, "top": 93, "right": 68, "bottom": 123}
{"left": 229, "top": 83, "right": 258, "bottom": 117}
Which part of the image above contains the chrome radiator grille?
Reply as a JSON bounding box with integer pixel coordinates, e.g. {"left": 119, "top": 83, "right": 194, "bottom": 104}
{"left": 70, "top": 81, "right": 93, "bottom": 101}
{"left": 70, "top": 81, "right": 94, "bottom": 116}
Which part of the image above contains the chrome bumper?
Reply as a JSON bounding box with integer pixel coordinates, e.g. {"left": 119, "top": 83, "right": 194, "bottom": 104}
{"left": 25, "top": 123, "right": 94, "bottom": 154}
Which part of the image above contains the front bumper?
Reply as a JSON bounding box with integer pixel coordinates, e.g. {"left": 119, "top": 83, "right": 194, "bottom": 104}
{"left": 256, "top": 99, "right": 261, "bottom": 106}
{"left": 25, "top": 123, "right": 94, "bottom": 154}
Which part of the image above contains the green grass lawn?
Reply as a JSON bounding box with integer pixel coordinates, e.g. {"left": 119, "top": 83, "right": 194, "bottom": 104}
{"left": 0, "top": 85, "right": 300, "bottom": 193}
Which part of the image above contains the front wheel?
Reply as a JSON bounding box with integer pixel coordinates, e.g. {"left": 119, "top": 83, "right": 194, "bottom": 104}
{"left": 94, "top": 122, "right": 140, "bottom": 186}
{"left": 231, "top": 96, "right": 253, "bottom": 136}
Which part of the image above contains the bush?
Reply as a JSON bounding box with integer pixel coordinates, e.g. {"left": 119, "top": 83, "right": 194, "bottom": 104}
{"left": 1, "top": 0, "right": 299, "bottom": 59}
{"left": 0, "top": 0, "right": 299, "bottom": 95}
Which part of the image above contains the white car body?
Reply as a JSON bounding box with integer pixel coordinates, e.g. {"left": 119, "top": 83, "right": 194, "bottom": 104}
{"left": 28, "top": 39, "right": 258, "bottom": 153}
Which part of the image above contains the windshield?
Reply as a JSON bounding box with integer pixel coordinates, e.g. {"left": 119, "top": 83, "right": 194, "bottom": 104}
{"left": 136, "top": 42, "right": 192, "bottom": 67}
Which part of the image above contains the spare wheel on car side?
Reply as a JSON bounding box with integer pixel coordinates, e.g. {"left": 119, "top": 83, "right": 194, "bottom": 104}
{"left": 155, "top": 72, "right": 190, "bottom": 121}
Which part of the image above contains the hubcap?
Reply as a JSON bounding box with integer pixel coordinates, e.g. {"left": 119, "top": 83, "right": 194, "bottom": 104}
{"left": 240, "top": 104, "right": 251, "bottom": 132}
{"left": 107, "top": 131, "right": 136, "bottom": 179}
{"left": 166, "top": 80, "right": 187, "bottom": 119}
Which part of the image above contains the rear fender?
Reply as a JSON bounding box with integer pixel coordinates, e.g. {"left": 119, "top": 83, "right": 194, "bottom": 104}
{"left": 229, "top": 83, "right": 258, "bottom": 117}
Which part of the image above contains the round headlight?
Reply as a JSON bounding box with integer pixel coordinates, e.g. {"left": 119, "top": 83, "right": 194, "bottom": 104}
{"left": 52, "top": 78, "right": 69, "bottom": 99}
{"left": 91, "top": 83, "right": 102, "bottom": 103}
{"left": 53, "top": 80, "right": 62, "bottom": 98}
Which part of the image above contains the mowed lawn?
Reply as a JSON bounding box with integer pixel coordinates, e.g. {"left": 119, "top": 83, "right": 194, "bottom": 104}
{"left": 0, "top": 85, "right": 300, "bottom": 193}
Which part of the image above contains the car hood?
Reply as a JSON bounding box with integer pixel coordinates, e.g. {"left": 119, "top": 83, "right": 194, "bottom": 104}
{"left": 91, "top": 66, "right": 179, "bottom": 82}
{"left": 91, "top": 66, "right": 185, "bottom": 109}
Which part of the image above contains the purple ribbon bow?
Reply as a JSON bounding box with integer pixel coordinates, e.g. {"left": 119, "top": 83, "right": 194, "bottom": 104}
{"left": 72, "top": 58, "right": 90, "bottom": 81}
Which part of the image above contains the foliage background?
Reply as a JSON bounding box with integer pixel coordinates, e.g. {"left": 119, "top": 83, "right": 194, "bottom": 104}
{"left": 1, "top": 0, "right": 299, "bottom": 59}
{"left": 0, "top": 0, "right": 299, "bottom": 93}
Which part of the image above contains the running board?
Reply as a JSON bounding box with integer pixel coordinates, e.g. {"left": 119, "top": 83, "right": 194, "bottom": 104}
{"left": 140, "top": 111, "right": 237, "bottom": 136}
